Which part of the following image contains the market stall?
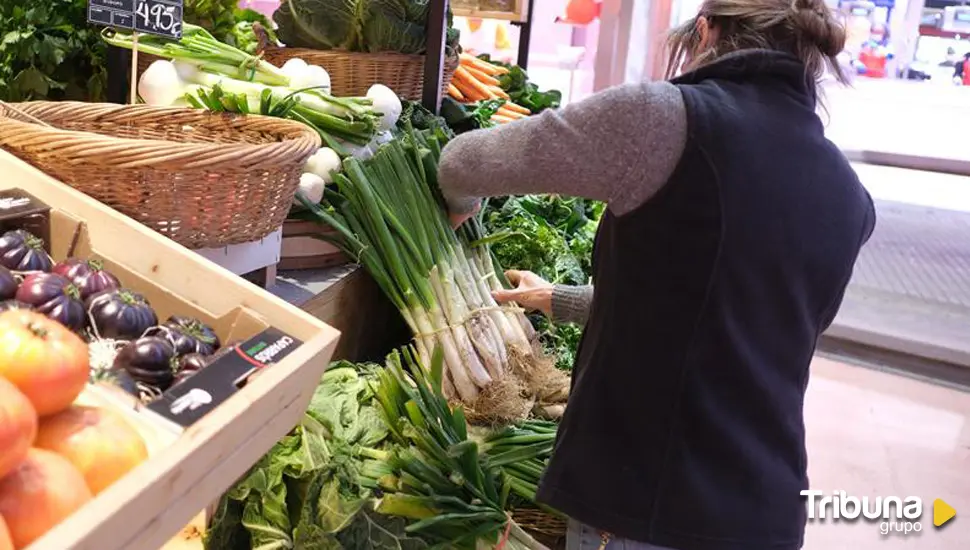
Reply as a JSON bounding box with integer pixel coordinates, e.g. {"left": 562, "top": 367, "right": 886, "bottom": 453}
{"left": 0, "top": 1, "right": 583, "bottom": 548}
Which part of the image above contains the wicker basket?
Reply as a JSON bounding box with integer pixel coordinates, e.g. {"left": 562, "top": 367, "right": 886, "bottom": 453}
{"left": 513, "top": 507, "right": 568, "bottom": 549}
{"left": 260, "top": 47, "right": 459, "bottom": 100}
{"left": 0, "top": 102, "right": 321, "bottom": 249}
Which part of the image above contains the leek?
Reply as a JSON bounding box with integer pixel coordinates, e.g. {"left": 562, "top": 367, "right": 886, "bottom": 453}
{"left": 297, "top": 128, "right": 568, "bottom": 415}
{"left": 361, "top": 347, "right": 552, "bottom": 550}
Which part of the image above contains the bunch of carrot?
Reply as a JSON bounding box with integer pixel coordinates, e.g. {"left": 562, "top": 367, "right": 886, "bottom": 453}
{"left": 449, "top": 53, "right": 532, "bottom": 124}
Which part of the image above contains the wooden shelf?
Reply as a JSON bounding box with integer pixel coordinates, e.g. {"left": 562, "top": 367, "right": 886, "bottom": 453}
{"left": 453, "top": 0, "right": 531, "bottom": 22}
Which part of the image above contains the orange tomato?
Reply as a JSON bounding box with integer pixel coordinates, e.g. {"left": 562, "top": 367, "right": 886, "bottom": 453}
{"left": 0, "top": 449, "right": 91, "bottom": 549}
{"left": 0, "top": 310, "right": 89, "bottom": 417}
{"left": 0, "top": 378, "right": 37, "bottom": 480}
{"left": 36, "top": 406, "right": 148, "bottom": 495}
{"left": 0, "top": 514, "right": 13, "bottom": 550}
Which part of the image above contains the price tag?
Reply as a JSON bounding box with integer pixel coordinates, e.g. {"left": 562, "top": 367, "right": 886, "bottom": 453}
{"left": 88, "top": 0, "right": 183, "bottom": 40}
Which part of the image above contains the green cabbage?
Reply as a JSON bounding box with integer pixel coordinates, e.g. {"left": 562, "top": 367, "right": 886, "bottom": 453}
{"left": 273, "top": 0, "right": 459, "bottom": 55}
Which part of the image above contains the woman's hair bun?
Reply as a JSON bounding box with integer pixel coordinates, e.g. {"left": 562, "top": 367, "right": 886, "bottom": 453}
{"left": 789, "top": 0, "right": 846, "bottom": 57}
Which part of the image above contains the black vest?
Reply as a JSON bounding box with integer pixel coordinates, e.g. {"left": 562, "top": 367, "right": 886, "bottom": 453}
{"left": 536, "top": 51, "right": 876, "bottom": 550}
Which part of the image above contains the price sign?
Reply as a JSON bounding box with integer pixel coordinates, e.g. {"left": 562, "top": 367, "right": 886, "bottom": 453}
{"left": 134, "top": 0, "right": 183, "bottom": 39}
{"left": 88, "top": 0, "right": 183, "bottom": 40}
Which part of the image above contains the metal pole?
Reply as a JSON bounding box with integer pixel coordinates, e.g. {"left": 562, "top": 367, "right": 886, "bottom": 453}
{"left": 513, "top": 0, "right": 537, "bottom": 69}
{"left": 422, "top": 0, "right": 449, "bottom": 113}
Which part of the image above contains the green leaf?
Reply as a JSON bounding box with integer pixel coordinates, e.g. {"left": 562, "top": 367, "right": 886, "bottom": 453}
{"left": 37, "top": 35, "right": 68, "bottom": 66}
{"left": 12, "top": 67, "right": 49, "bottom": 98}
{"left": 1, "top": 30, "right": 31, "bottom": 46}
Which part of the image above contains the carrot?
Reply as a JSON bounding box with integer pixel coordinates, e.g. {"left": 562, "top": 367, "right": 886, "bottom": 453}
{"left": 489, "top": 86, "right": 510, "bottom": 99}
{"left": 491, "top": 114, "right": 516, "bottom": 124}
{"left": 452, "top": 77, "right": 486, "bottom": 102}
{"left": 448, "top": 83, "right": 465, "bottom": 101}
{"left": 497, "top": 106, "right": 526, "bottom": 119}
{"left": 455, "top": 66, "right": 497, "bottom": 99}
{"left": 460, "top": 53, "right": 502, "bottom": 76}
{"left": 466, "top": 67, "right": 500, "bottom": 86}
{"left": 502, "top": 102, "right": 531, "bottom": 115}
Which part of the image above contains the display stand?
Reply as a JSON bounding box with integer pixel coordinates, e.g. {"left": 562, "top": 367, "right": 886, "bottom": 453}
{"left": 272, "top": 265, "right": 411, "bottom": 362}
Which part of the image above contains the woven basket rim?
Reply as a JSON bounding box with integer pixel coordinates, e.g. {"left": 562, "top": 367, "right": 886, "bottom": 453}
{"left": 0, "top": 101, "right": 321, "bottom": 170}
{"left": 263, "top": 45, "right": 459, "bottom": 62}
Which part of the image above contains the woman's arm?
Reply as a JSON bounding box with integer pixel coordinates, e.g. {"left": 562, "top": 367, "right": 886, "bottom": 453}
{"left": 551, "top": 285, "right": 594, "bottom": 325}
{"left": 437, "top": 81, "right": 687, "bottom": 217}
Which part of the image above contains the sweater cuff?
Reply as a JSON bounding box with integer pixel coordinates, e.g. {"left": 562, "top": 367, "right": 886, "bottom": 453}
{"left": 551, "top": 285, "right": 593, "bottom": 325}
{"left": 446, "top": 195, "right": 482, "bottom": 217}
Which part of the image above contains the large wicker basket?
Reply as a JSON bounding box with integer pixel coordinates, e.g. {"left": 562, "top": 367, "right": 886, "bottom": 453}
{"left": 260, "top": 47, "right": 459, "bottom": 100}
{"left": 0, "top": 102, "right": 320, "bottom": 249}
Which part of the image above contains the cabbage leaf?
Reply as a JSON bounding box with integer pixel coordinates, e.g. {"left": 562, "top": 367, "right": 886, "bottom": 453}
{"left": 273, "top": 0, "right": 459, "bottom": 55}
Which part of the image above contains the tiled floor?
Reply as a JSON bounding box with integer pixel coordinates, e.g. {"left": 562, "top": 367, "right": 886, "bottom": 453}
{"left": 803, "top": 357, "right": 970, "bottom": 549}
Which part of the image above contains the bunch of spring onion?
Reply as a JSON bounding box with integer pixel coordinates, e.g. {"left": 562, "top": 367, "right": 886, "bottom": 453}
{"left": 296, "top": 128, "right": 544, "bottom": 408}
{"left": 359, "top": 347, "right": 551, "bottom": 550}
{"left": 102, "top": 25, "right": 400, "bottom": 153}
{"left": 479, "top": 420, "right": 557, "bottom": 506}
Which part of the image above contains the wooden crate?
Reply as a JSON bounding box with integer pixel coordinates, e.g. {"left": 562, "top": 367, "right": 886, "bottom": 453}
{"left": 0, "top": 150, "right": 342, "bottom": 550}
{"left": 279, "top": 218, "right": 349, "bottom": 271}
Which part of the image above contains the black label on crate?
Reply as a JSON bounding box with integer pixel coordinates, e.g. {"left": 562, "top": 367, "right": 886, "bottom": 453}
{"left": 88, "top": 0, "right": 183, "bottom": 40}
{"left": 147, "top": 328, "right": 304, "bottom": 427}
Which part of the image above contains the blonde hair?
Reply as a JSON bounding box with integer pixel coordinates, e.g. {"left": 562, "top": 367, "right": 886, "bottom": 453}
{"left": 665, "top": 0, "right": 847, "bottom": 85}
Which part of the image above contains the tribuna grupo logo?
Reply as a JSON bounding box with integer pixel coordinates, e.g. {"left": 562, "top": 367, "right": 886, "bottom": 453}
{"left": 801, "top": 490, "right": 923, "bottom": 535}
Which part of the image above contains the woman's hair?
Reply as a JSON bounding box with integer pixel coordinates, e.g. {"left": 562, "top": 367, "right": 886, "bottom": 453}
{"left": 664, "top": 0, "right": 848, "bottom": 85}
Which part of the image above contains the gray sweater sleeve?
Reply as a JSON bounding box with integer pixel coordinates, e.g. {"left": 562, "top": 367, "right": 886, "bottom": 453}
{"left": 552, "top": 284, "right": 594, "bottom": 325}
{"left": 437, "top": 81, "right": 688, "bottom": 217}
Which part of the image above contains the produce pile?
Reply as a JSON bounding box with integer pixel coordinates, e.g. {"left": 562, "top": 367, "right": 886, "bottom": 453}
{"left": 0, "top": 0, "right": 107, "bottom": 102}
{"left": 272, "top": 0, "right": 461, "bottom": 55}
{"left": 0, "top": 0, "right": 275, "bottom": 103}
{"left": 206, "top": 349, "right": 559, "bottom": 550}
{"left": 297, "top": 126, "right": 571, "bottom": 421}
{"left": 482, "top": 197, "right": 604, "bottom": 371}
{"left": 442, "top": 55, "right": 562, "bottom": 131}
{"left": 0, "top": 228, "right": 228, "bottom": 403}
{"left": 103, "top": 25, "right": 402, "bottom": 156}
{"left": 0, "top": 292, "right": 152, "bottom": 547}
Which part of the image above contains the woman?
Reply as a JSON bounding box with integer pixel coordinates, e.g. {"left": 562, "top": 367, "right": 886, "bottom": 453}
{"left": 438, "top": 0, "right": 876, "bottom": 548}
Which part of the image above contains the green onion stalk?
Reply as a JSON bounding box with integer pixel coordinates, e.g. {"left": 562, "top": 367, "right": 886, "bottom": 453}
{"left": 459, "top": 203, "right": 538, "bottom": 342}
{"left": 102, "top": 25, "right": 380, "bottom": 147}
{"left": 297, "top": 128, "right": 538, "bottom": 405}
{"left": 360, "top": 347, "right": 552, "bottom": 550}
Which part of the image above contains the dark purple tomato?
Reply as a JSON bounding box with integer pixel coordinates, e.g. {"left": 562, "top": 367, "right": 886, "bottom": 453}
{"left": 14, "top": 273, "right": 85, "bottom": 331}
{"left": 0, "top": 266, "right": 17, "bottom": 300}
{"left": 162, "top": 315, "right": 221, "bottom": 356}
{"left": 86, "top": 289, "right": 159, "bottom": 341}
{"left": 178, "top": 353, "right": 208, "bottom": 374}
{"left": 0, "top": 230, "right": 53, "bottom": 272}
{"left": 113, "top": 336, "right": 176, "bottom": 391}
{"left": 0, "top": 300, "right": 31, "bottom": 313}
{"left": 53, "top": 258, "right": 121, "bottom": 300}
{"left": 172, "top": 353, "right": 208, "bottom": 386}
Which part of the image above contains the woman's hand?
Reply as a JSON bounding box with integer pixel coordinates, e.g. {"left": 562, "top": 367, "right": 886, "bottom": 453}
{"left": 491, "top": 270, "right": 553, "bottom": 316}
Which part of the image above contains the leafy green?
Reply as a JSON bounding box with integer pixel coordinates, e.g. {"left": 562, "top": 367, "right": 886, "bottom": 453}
{"left": 477, "top": 55, "right": 562, "bottom": 114}
{"left": 397, "top": 100, "right": 453, "bottom": 136}
{"left": 273, "top": 0, "right": 459, "bottom": 55}
{"left": 183, "top": 1, "right": 277, "bottom": 52}
{"left": 0, "top": 1, "right": 107, "bottom": 101}
{"left": 483, "top": 196, "right": 603, "bottom": 370}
